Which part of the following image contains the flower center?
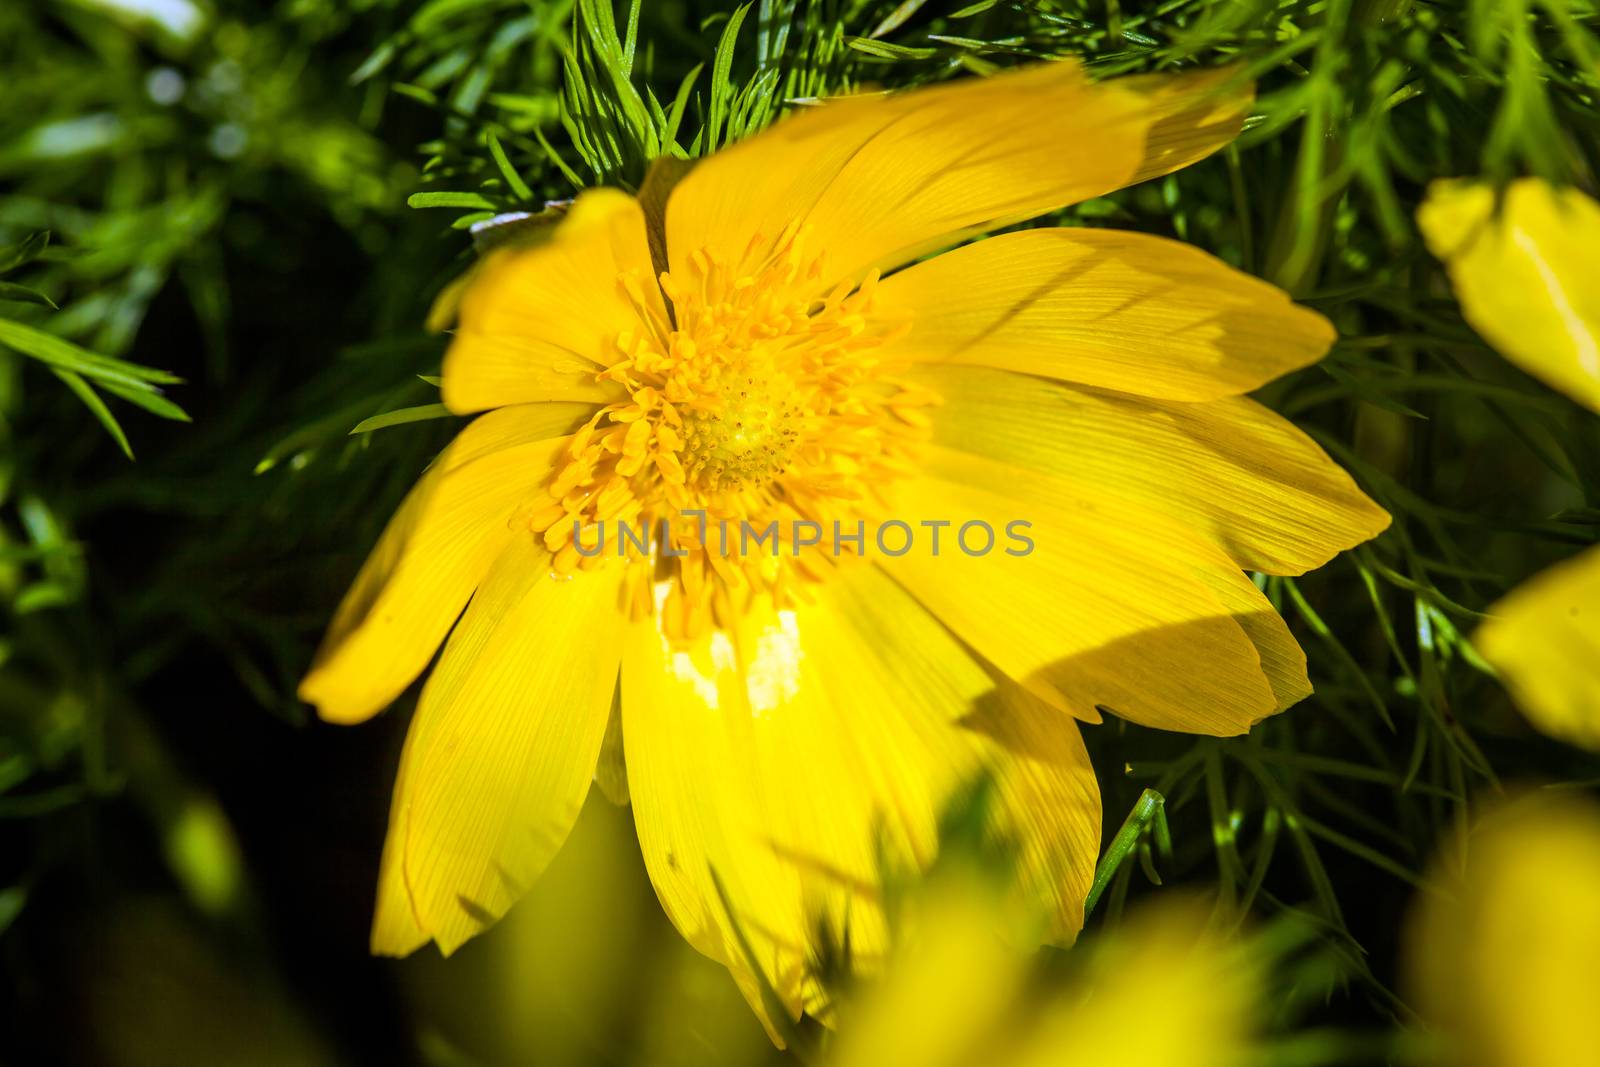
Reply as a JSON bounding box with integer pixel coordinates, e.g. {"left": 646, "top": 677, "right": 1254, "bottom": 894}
{"left": 528, "top": 226, "right": 934, "bottom": 639}
{"left": 679, "top": 373, "right": 803, "bottom": 491}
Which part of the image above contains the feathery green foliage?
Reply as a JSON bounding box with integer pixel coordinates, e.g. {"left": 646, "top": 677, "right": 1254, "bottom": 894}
{"left": 2, "top": 0, "right": 1598, "bottom": 1063}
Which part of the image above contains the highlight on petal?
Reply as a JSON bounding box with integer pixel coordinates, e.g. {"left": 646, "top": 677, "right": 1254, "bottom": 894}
{"left": 1474, "top": 545, "right": 1600, "bottom": 752}
{"left": 665, "top": 61, "right": 1250, "bottom": 294}
{"left": 1419, "top": 178, "right": 1600, "bottom": 413}
{"left": 371, "top": 536, "right": 627, "bottom": 956}
{"left": 619, "top": 562, "right": 1098, "bottom": 1034}
{"left": 298, "top": 404, "right": 591, "bottom": 725}
{"left": 439, "top": 188, "right": 662, "bottom": 414}
{"left": 875, "top": 228, "right": 1335, "bottom": 401}
{"left": 878, "top": 446, "right": 1305, "bottom": 735}
{"left": 1405, "top": 794, "right": 1600, "bottom": 1067}
{"left": 905, "top": 363, "right": 1389, "bottom": 576}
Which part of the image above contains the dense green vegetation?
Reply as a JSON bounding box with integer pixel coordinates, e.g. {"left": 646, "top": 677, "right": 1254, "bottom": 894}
{"left": 3, "top": 1, "right": 1597, "bottom": 1063}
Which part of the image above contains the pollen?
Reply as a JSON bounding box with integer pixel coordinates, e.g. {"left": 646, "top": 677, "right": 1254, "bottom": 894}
{"left": 527, "top": 224, "right": 935, "bottom": 639}
{"left": 680, "top": 375, "right": 803, "bottom": 490}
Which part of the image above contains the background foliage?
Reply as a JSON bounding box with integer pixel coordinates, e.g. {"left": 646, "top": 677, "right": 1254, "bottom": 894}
{"left": 2, "top": 0, "right": 1597, "bottom": 1063}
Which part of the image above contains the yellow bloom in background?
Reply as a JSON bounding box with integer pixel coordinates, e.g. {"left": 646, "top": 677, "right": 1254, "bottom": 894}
{"left": 1405, "top": 793, "right": 1600, "bottom": 1067}
{"left": 1476, "top": 547, "right": 1600, "bottom": 751}
{"left": 1419, "top": 177, "right": 1600, "bottom": 751}
{"left": 831, "top": 881, "right": 1258, "bottom": 1067}
{"left": 1418, "top": 177, "right": 1600, "bottom": 413}
{"left": 1008, "top": 901, "right": 1257, "bottom": 1067}
{"left": 299, "top": 59, "right": 1387, "bottom": 1028}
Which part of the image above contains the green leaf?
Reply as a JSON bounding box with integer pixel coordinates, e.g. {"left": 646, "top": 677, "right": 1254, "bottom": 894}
{"left": 0, "top": 231, "right": 50, "bottom": 275}
{"left": 867, "top": 0, "right": 932, "bottom": 39}
{"left": 620, "top": 0, "right": 641, "bottom": 78}
{"left": 350, "top": 39, "right": 398, "bottom": 85}
{"left": 392, "top": 82, "right": 441, "bottom": 107}
{"left": 661, "top": 62, "right": 703, "bottom": 152}
{"left": 99, "top": 378, "right": 191, "bottom": 422}
{"left": 845, "top": 36, "right": 937, "bottom": 60}
{"left": 533, "top": 125, "right": 584, "bottom": 190}
{"left": 51, "top": 369, "right": 133, "bottom": 459}
{"left": 707, "top": 4, "right": 753, "bottom": 152}
{"left": 349, "top": 403, "right": 454, "bottom": 434}
{"left": 407, "top": 191, "right": 499, "bottom": 210}
{"left": 0, "top": 282, "right": 58, "bottom": 309}
{"left": 1283, "top": 577, "right": 1395, "bottom": 730}
{"left": 486, "top": 131, "right": 534, "bottom": 202}
{"left": 1085, "top": 788, "right": 1168, "bottom": 917}
{"left": 0, "top": 317, "right": 180, "bottom": 388}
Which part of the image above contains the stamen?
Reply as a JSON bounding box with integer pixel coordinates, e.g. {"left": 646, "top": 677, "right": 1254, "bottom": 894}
{"left": 533, "top": 237, "right": 932, "bottom": 638}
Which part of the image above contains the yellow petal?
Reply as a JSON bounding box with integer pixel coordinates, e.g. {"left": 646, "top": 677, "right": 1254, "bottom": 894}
{"left": 371, "top": 537, "right": 627, "bottom": 956}
{"left": 875, "top": 227, "right": 1334, "bottom": 401}
{"left": 1474, "top": 545, "right": 1600, "bottom": 751}
{"left": 969, "top": 678, "right": 1102, "bottom": 945}
{"left": 907, "top": 363, "right": 1389, "bottom": 575}
{"left": 1405, "top": 794, "right": 1600, "bottom": 1067}
{"left": 665, "top": 63, "right": 1249, "bottom": 294}
{"left": 299, "top": 404, "right": 591, "bottom": 724}
{"left": 439, "top": 189, "right": 662, "bottom": 414}
{"left": 592, "top": 692, "right": 630, "bottom": 807}
{"left": 1195, "top": 561, "right": 1313, "bottom": 712}
{"left": 1118, "top": 64, "right": 1255, "bottom": 189}
{"left": 620, "top": 562, "right": 1098, "bottom": 1032}
{"left": 878, "top": 446, "right": 1295, "bottom": 734}
{"left": 1419, "top": 178, "right": 1600, "bottom": 412}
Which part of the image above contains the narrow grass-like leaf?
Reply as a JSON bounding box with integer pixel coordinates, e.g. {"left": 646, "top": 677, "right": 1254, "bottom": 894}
{"left": 867, "top": 0, "right": 932, "bottom": 39}
{"left": 0, "top": 318, "right": 179, "bottom": 387}
{"left": 1283, "top": 577, "right": 1395, "bottom": 730}
{"left": 52, "top": 369, "right": 133, "bottom": 458}
{"left": 0, "top": 282, "right": 57, "bottom": 309}
{"left": 707, "top": 4, "right": 753, "bottom": 151}
{"left": 845, "top": 36, "right": 938, "bottom": 59}
{"left": 98, "top": 379, "right": 190, "bottom": 422}
{"left": 349, "top": 403, "right": 454, "bottom": 434}
{"left": 0, "top": 231, "right": 50, "bottom": 274}
{"left": 533, "top": 125, "right": 584, "bottom": 189}
{"left": 663, "top": 62, "right": 704, "bottom": 152}
{"left": 407, "top": 191, "right": 499, "bottom": 210}
{"left": 486, "top": 132, "right": 533, "bottom": 201}
{"left": 1085, "top": 788, "right": 1166, "bottom": 917}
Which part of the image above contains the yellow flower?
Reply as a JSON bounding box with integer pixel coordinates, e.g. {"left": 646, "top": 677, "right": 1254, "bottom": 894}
{"left": 831, "top": 881, "right": 1258, "bottom": 1067}
{"left": 1475, "top": 546, "right": 1600, "bottom": 750}
{"left": 1417, "top": 178, "right": 1600, "bottom": 749}
{"left": 1405, "top": 793, "right": 1600, "bottom": 1067}
{"left": 1418, "top": 177, "right": 1600, "bottom": 413}
{"left": 299, "top": 60, "right": 1387, "bottom": 1027}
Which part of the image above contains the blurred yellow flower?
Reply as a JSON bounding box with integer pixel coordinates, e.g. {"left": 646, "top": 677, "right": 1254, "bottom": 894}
{"left": 1419, "top": 177, "right": 1600, "bottom": 750}
{"left": 1418, "top": 177, "right": 1600, "bottom": 413}
{"left": 299, "top": 60, "right": 1386, "bottom": 1029}
{"left": 831, "top": 882, "right": 1257, "bottom": 1067}
{"left": 1405, "top": 793, "right": 1600, "bottom": 1067}
{"left": 1476, "top": 547, "right": 1600, "bottom": 751}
